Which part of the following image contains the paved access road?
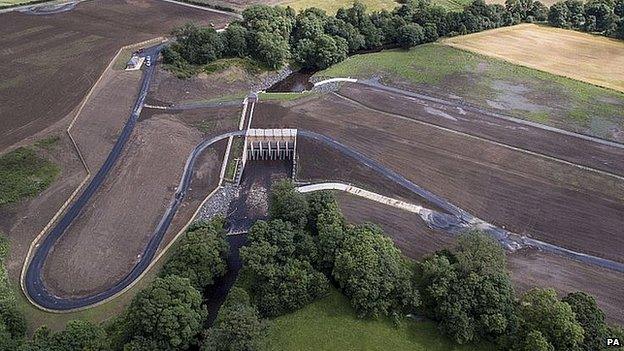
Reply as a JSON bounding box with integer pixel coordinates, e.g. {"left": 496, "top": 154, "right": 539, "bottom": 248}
{"left": 24, "top": 45, "right": 170, "bottom": 310}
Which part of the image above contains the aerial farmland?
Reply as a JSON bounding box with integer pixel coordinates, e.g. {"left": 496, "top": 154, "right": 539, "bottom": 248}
{"left": 0, "top": 0, "right": 623, "bottom": 349}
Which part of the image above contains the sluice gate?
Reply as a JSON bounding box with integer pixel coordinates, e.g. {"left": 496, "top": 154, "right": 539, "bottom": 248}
{"left": 235, "top": 128, "right": 298, "bottom": 184}
{"left": 243, "top": 129, "right": 297, "bottom": 161}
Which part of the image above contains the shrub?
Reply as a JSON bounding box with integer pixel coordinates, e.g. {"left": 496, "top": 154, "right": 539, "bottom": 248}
{"left": 161, "top": 218, "right": 229, "bottom": 291}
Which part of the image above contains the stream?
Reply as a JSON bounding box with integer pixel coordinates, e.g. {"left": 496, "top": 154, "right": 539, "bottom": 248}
{"left": 266, "top": 70, "right": 315, "bottom": 92}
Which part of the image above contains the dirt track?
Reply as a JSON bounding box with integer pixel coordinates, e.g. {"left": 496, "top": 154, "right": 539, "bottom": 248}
{"left": 251, "top": 91, "right": 624, "bottom": 264}
{"left": 0, "top": 0, "right": 232, "bottom": 152}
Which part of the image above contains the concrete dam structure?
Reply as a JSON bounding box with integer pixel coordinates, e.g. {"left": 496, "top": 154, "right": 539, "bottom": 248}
{"left": 243, "top": 128, "right": 297, "bottom": 161}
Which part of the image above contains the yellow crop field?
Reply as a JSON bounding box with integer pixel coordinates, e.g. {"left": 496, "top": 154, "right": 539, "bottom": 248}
{"left": 443, "top": 23, "right": 624, "bottom": 93}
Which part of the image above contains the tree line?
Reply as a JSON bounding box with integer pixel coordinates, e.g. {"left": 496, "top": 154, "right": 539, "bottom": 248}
{"left": 163, "top": 0, "right": 554, "bottom": 75}
{"left": 548, "top": 0, "right": 624, "bottom": 38}
{"left": 2, "top": 180, "right": 623, "bottom": 350}
{"left": 163, "top": 0, "right": 624, "bottom": 77}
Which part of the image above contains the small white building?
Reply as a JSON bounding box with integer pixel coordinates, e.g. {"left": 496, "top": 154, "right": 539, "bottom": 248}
{"left": 125, "top": 55, "right": 145, "bottom": 71}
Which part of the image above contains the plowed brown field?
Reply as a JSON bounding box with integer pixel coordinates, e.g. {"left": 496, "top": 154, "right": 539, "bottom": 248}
{"left": 0, "top": 0, "right": 232, "bottom": 152}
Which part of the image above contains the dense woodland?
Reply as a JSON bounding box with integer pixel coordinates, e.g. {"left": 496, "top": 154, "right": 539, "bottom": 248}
{"left": 163, "top": 0, "right": 624, "bottom": 76}
{"left": 2, "top": 180, "right": 622, "bottom": 350}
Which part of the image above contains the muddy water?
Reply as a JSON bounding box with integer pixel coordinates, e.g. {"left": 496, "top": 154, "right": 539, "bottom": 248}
{"left": 266, "top": 71, "right": 314, "bottom": 92}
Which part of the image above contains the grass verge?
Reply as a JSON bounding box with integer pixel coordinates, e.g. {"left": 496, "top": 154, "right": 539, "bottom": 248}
{"left": 34, "top": 135, "right": 60, "bottom": 150}
{"left": 224, "top": 136, "right": 244, "bottom": 181}
{"left": 266, "top": 288, "right": 495, "bottom": 351}
{"left": 0, "top": 148, "right": 59, "bottom": 206}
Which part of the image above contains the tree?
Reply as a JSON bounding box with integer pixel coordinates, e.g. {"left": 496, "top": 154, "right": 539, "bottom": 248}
{"left": 423, "top": 23, "right": 439, "bottom": 42}
{"left": 333, "top": 224, "right": 419, "bottom": 319}
{"left": 506, "top": 0, "right": 536, "bottom": 21}
{"left": 323, "top": 17, "right": 365, "bottom": 52}
{"left": 337, "top": 2, "right": 383, "bottom": 48}
{"left": 162, "top": 45, "right": 184, "bottom": 65}
{"left": 249, "top": 31, "right": 290, "bottom": 69}
{"left": 222, "top": 23, "right": 249, "bottom": 57}
{"left": 584, "top": 0, "right": 617, "bottom": 32}
{"left": 305, "top": 190, "right": 337, "bottom": 232}
{"left": 172, "top": 23, "right": 224, "bottom": 65}
{"left": 161, "top": 218, "right": 229, "bottom": 291}
{"left": 397, "top": 23, "right": 425, "bottom": 48}
{"left": 240, "top": 220, "right": 328, "bottom": 317}
{"left": 0, "top": 235, "right": 24, "bottom": 351}
{"left": 516, "top": 288, "right": 584, "bottom": 351}
{"left": 0, "top": 301, "right": 25, "bottom": 342}
{"left": 566, "top": 0, "right": 587, "bottom": 27}
{"left": 268, "top": 180, "right": 309, "bottom": 228}
{"left": 453, "top": 230, "right": 507, "bottom": 276}
{"left": 416, "top": 231, "right": 516, "bottom": 344}
{"left": 252, "top": 258, "right": 329, "bottom": 317}
{"left": 202, "top": 288, "right": 267, "bottom": 351}
{"left": 370, "top": 10, "right": 406, "bottom": 44}
{"left": 242, "top": 5, "right": 296, "bottom": 40}
{"left": 615, "top": 0, "right": 624, "bottom": 16}
{"left": 122, "top": 337, "right": 163, "bottom": 351}
{"left": 0, "top": 322, "right": 21, "bottom": 351}
{"left": 23, "top": 321, "right": 109, "bottom": 351}
{"left": 293, "top": 34, "right": 348, "bottom": 69}
{"left": 124, "top": 275, "right": 207, "bottom": 350}
{"left": 291, "top": 7, "right": 328, "bottom": 42}
{"left": 516, "top": 330, "right": 555, "bottom": 351}
{"left": 615, "top": 18, "right": 624, "bottom": 38}
{"left": 562, "top": 292, "right": 607, "bottom": 351}
{"left": 549, "top": 1, "right": 572, "bottom": 27}
{"left": 314, "top": 201, "right": 347, "bottom": 271}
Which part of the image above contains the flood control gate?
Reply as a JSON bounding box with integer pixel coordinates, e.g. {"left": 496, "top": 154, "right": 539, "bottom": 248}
{"left": 234, "top": 129, "right": 298, "bottom": 184}
{"left": 243, "top": 129, "right": 297, "bottom": 162}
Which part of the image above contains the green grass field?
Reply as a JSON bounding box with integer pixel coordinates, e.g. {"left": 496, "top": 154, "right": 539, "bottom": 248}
{"left": 266, "top": 288, "right": 495, "bottom": 351}
{"left": 317, "top": 43, "right": 624, "bottom": 142}
{"left": 0, "top": 147, "right": 59, "bottom": 206}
